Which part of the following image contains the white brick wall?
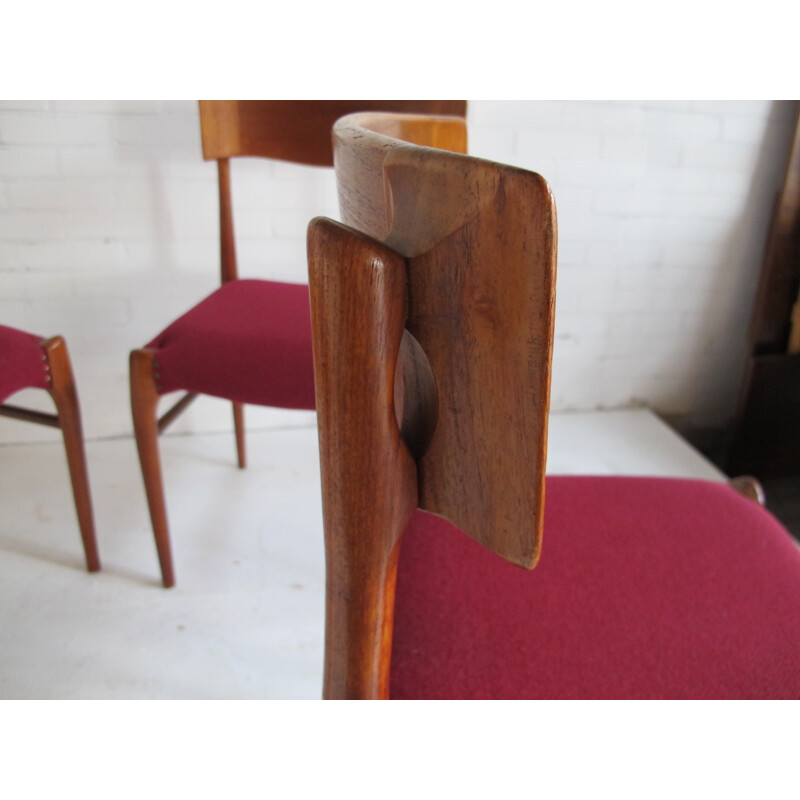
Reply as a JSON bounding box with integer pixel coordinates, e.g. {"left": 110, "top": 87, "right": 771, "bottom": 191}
{"left": 470, "top": 100, "right": 797, "bottom": 429}
{"left": 0, "top": 100, "right": 795, "bottom": 445}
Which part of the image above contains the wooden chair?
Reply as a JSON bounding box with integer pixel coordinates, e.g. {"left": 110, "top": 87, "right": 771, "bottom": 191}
{"left": 307, "top": 112, "right": 800, "bottom": 699}
{"left": 0, "top": 325, "right": 100, "bottom": 573}
{"left": 131, "top": 100, "right": 467, "bottom": 588}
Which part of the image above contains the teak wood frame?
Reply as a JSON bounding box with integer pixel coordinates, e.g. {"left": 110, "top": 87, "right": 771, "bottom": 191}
{"left": 130, "top": 101, "right": 467, "bottom": 588}
{"left": 309, "top": 113, "right": 557, "bottom": 698}
{"left": 0, "top": 336, "right": 100, "bottom": 573}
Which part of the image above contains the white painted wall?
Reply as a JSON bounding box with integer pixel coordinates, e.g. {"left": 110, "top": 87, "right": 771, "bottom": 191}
{"left": 0, "top": 100, "right": 796, "bottom": 445}
{"left": 468, "top": 101, "right": 797, "bottom": 431}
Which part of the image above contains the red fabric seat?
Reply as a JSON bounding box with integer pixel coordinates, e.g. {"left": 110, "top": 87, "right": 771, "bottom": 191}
{"left": 146, "top": 278, "right": 315, "bottom": 409}
{"left": 390, "top": 476, "right": 800, "bottom": 699}
{"left": 0, "top": 324, "right": 49, "bottom": 403}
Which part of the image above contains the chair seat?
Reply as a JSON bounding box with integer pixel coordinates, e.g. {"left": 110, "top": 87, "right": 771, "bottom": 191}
{"left": 147, "top": 279, "right": 315, "bottom": 409}
{"left": 390, "top": 476, "right": 800, "bottom": 699}
{"left": 0, "top": 324, "right": 49, "bottom": 403}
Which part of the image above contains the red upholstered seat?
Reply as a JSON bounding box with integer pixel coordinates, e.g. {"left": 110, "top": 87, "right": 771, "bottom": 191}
{"left": 391, "top": 476, "right": 800, "bottom": 699}
{"left": 0, "top": 324, "right": 49, "bottom": 403}
{"left": 146, "top": 279, "right": 315, "bottom": 409}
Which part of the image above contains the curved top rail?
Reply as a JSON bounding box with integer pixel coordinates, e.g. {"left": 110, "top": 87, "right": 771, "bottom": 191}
{"left": 198, "top": 101, "right": 467, "bottom": 165}
{"left": 329, "top": 112, "right": 557, "bottom": 568}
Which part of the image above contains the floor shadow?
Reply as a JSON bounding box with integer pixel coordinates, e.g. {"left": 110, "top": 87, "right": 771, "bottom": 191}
{"left": 0, "top": 535, "right": 162, "bottom": 587}
{"left": 0, "top": 536, "right": 86, "bottom": 571}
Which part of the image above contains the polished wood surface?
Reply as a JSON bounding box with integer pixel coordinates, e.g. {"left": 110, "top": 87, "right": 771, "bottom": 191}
{"left": 130, "top": 347, "right": 175, "bottom": 587}
{"left": 217, "top": 158, "right": 238, "bottom": 284}
{"left": 216, "top": 157, "right": 246, "bottom": 466}
{"left": 44, "top": 336, "right": 101, "bottom": 573}
{"left": 309, "top": 219, "right": 419, "bottom": 699}
{"left": 333, "top": 112, "right": 557, "bottom": 569}
{"left": 199, "top": 101, "right": 467, "bottom": 166}
{"left": 309, "top": 113, "right": 557, "bottom": 697}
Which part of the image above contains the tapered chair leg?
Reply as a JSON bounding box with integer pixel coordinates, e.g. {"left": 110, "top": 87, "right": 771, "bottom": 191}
{"left": 233, "top": 401, "right": 246, "bottom": 469}
{"left": 130, "top": 348, "right": 175, "bottom": 588}
{"left": 43, "top": 336, "right": 101, "bottom": 573}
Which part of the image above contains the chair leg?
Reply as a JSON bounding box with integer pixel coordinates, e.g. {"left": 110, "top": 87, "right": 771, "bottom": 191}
{"left": 233, "top": 401, "right": 246, "bottom": 469}
{"left": 42, "top": 336, "right": 100, "bottom": 573}
{"left": 130, "top": 348, "right": 175, "bottom": 588}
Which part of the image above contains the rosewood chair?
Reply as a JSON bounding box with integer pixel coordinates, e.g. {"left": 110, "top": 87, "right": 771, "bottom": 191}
{"left": 0, "top": 325, "right": 100, "bottom": 573}
{"left": 308, "top": 112, "right": 800, "bottom": 699}
{"left": 131, "top": 100, "right": 467, "bottom": 588}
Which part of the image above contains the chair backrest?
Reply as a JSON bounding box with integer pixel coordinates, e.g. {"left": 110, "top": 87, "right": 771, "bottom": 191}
{"left": 197, "top": 101, "right": 468, "bottom": 283}
{"left": 198, "top": 101, "right": 468, "bottom": 165}
{"left": 307, "top": 112, "right": 557, "bottom": 698}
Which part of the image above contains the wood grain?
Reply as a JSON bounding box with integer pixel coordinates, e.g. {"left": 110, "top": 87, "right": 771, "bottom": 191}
{"left": 308, "top": 218, "right": 419, "bottom": 699}
{"left": 199, "top": 101, "right": 467, "bottom": 165}
{"left": 333, "top": 112, "right": 557, "bottom": 569}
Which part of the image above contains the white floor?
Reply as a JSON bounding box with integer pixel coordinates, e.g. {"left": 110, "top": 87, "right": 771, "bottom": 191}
{"left": 0, "top": 408, "right": 724, "bottom": 699}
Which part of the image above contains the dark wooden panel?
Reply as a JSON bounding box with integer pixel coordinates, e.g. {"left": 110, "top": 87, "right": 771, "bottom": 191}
{"left": 728, "top": 353, "right": 800, "bottom": 477}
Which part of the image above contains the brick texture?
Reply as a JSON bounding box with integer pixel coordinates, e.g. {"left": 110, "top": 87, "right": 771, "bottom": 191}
{"left": 0, "top": 100, "right": 796, "bottom": 444}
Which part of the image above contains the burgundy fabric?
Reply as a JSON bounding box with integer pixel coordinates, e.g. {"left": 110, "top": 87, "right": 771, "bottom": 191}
{"left": 147, "top": 279, "right": 315, "bottom": 409}
{"left": 0, "top": 324, "right": 49, "bottom": 403}
{"left": 390, "top": 476, "right": 800, "bottom": 699}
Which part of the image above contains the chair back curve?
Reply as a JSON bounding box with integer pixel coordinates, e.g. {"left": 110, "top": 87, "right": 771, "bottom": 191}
{"left": 198, "top": 101, "right": 468, "bottom": 166}
{"left": 308, "top": 112, "right": 557, "bottom": 698}
{"left": 327, "top": 111, "right": 557, "bottom": 568}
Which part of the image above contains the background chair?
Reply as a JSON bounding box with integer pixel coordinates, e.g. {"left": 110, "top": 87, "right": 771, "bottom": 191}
{"left": 0, "top": 325, "right": 100, "bottom": 573}
{"left": 307, "top": 112, "right": 800, "bottom": 699}
{"left": 131, "top": 100, "right": 467, "bottom": 588}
